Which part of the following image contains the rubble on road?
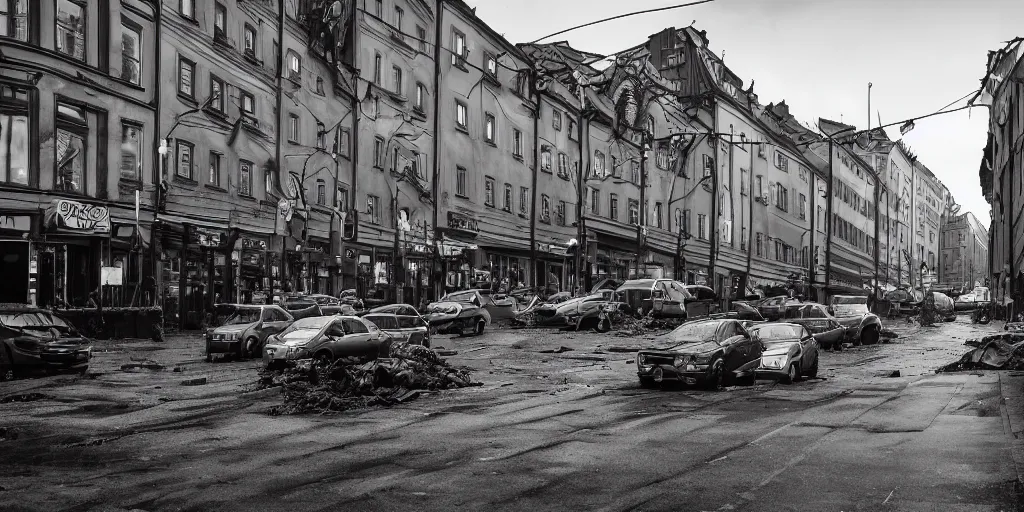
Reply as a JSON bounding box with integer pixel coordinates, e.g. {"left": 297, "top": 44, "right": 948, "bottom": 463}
{"left": 939, "top": 338, "right": 1024, "bottom": 372}
{"left": 257, "top": 342, "right": 481, "bottom": 415}
{"left": 539, "top": 346, "right": 573, "bottom": 354}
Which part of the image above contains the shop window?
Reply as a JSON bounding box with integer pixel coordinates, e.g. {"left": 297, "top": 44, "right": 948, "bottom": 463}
{"left": 55, "top": 102, "right": 88, "bottom": 193}
{"left": 56, "top": 0, "right": 86, "bottom": 61}
{"left": 175, "top": 139, "right": 193, "bottom": 180}
{"left": 0, "top": 1, "right": 29, "bottom": 41}
{"left": 120, "top": 121, "right": 143, "bottom": 181}
{"left": 239, "top": 160, "right": 253, "bottom": 197}
{"left": 316, "top": 179, "right": 326, "bottom": 205}
{"left": 209, "top": 152, "right": 221, "bottom": 186}
{"left": 0, "top": 85, "right": 31, "bottom": 186}
{"left": 121, "top": 20, "right": 142, "bottom": 85}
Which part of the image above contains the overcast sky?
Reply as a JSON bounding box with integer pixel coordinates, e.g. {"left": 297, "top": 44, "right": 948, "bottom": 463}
{"left": 469, "top": 0, "right": 1023, "bottom": 228}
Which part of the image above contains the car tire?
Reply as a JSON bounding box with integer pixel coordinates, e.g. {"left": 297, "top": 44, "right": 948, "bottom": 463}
{"left": 861, "top": 326, "right": 879, "bottom": 346}
{"left": 806, "top": 355, "right": 819, "bottom": 379}
{"left": 474, "top": 318, "right": 486, "bottom": 336}
{"left": 781, "top": 363, "right": 799, "bottom": 384}
{"left": 979, "top": 313, "right": 991, "bottom": 325}
{"left": 596, "top": 317, "right": 612, "bottom": 333}
{"left": 314, "top": 351, "right": 334, "bottom": 365}
{"left": 206, "top": 352, "right": 214, "bottom": 363}
{"left": 704, "top": 360, "right": 725, "bottom": 391}
{"left": 833, "top": 340, "right": 843, "bottom": 352}
{"left": 244, "top": 337, "right": 260, "bottom": 359}
{"left": 639, "top": 377, "right": 658, "bottom": 389}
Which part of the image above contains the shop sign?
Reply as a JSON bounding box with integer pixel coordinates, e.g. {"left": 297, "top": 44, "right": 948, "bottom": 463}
{"left": 447, "top": 212, "right": 478, "bottom": 234}
{"left": 0, "top": 215, "right": 31, "bottom": 232}
{"left": 345, "top": 248, "right": 356, "bottom": 259}
{"left": 407, "top": 243, "right": 433, "bottom": 257}
{"left": 190, "top": 227, "right": 222, "bottom": 247}
{"left": 47, "top": 199, "right": 110, "bottom": 233}
{"left": 242, "top": 238, "right": 267, "bottom": 251}
{"left": 535, "top": 242, "right": 567, "bottom": 255}
{"left": 306, "top": 240, "right": 329, "bottom": 253}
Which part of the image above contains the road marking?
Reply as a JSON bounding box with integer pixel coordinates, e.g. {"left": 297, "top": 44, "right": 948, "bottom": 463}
{"left": 883, "top": 487, "right": 898, "bottom": 504}
{"left": 747, "top": 421, "right": 794, "bottom": 446}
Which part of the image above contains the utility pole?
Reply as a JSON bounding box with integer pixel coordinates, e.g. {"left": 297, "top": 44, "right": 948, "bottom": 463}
{"left": 574, "top": 80, "right": 587, "bottom": 293}
{"left": 873, "top": 176, "right": 881, "bottom": 300}
{"left": 635, "top": 133, "right": 648, "bottom": 277}
{"left": 725, "top": 125, "right": 734, "bottom": 309}
{"left": 825, "top": 137, "right": 834, "bottom": 293}
{"left": 430, "top": 0, "right": 443, "bottom": 301}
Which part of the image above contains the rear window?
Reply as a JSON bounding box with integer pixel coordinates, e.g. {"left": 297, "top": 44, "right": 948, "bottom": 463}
{"left": 834, "top": 296, "right": 867, "bottom": 305}
{"left": 364, "top": 315, "right": 398, "bottom": 330}
{"left": 396, "top": 316, "right": 426, "bottom": 328}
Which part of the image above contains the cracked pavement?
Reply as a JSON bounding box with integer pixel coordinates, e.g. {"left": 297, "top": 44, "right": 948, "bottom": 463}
{"left": 0, "top": 317, "right": 1021, "bottom": 511}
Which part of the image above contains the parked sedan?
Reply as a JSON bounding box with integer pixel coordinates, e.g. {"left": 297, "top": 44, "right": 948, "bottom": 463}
{"left": 783, "top": 303, "right": 846, "bottom": 350}
{"left": 440, "top": 289, "right": 518, "bottom": 322}
{"left": 367, "top": 303, "right": 422, "bottom": 316}
{"left": 758, "top": 296, "right": 801, "bottom": 321}
{"left": 362, "top": 313, "right": 430, "bottom": 347}
{"left": 206, "top": 304, "right": 294, "bottom": 360}
{"left": 636, "top": 319, "right": 761, "bottom": 390}
{"left": 263, "top": 315, "right": 391, "bottom": 366}
{"left": 827, "top": 295, "right": 883, "bottom": 344}
{"left": 750, "top": 323, "right": 819, "bottom": 384}
{"left": 0, "top": 306, "right": 92, "bottom": 380}
{"left": 422, "top": 301, "right": 488, "bottom": 336}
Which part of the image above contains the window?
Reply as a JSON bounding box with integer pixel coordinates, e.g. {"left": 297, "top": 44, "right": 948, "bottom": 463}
{"left": 367, "top": 195, "right": 381, "bottom": 224}
{"left": 655, "top": 141, "right": 668, "bottom": 170}
{"left": 484, "top": 113, "right": 495, "bottom": 143}
{"left": 0, "top": 0, "right": 28, "bottom": 41}
{"left": 519, "top": 186, "right": 529, "bottom": 215}
{"left": 208, "top": 152, "right": 221, "bottom": 186}
{"left": 541, "top": 195, "right": 550, "bottom": 223}
{"left": 315, "top": 76, "right": 325, "bottom": 94}
{"left": 755, "top": 175, "right": 763, "bottom": 198}
{"left": 316, "top": 180, "right": 326, "bottom": 205}
{"left": 741, "top": 227, "right": 747, "bottom": 250}
{"left": 392, "top": 66, "right": 403, "bottom": 94}
{"left": 631, "top": 161, "right": 640, "bottom": 185}
{"left": 265, "top": 169, "right": 275, "bottom": 198}
{"left": 503, "top": 184, "right": 513, "bottom": 211}
{"left": 288, "top": 114, "right": 300, "bottom": 143}
{"left": 590, "top": 187, "right": 600, "bottom": 215}
{"left": 120, "top": 122, "right": 143, "bottom": 181}
{"left": 541, "top": 147, "right": 552, "bottom": 173}
{"left": 0, "top": 86, "right": 30, "bottom": 185}
{"left": 121, "top": 22, "right": 142, "bottom": 85}
{"left": 568, "top": 117, "right": 577, "bottom": 140}
{"left": 740, "top": 169, "right": 748, "bottom": 196}
{"left": 698, "top": 214, "right": 707, "bottom": 240}
{"left": 594, "top": 150, "right": 605, "bottom": 177}
{"left": 209, "top": 75, "right": 225, "bottom": 112}
{"left": 513, "top": 129, "right": 523, "bottom": 158}
{"left": 373, "top": 136, "right": 385, "bottom": 168}
{"left": 485, "top": 177, "right": 495, "bottom": 207}
{"left": 611, "top": 155, "right": 618, "bottom": 178}
{"left": 558, "top": 201, "right": 566, "bottom": 226}
{"left": 336, "top": 186, "right": 348, "bottom": 211}
{"left": 214, "top": 3, "right": 227, "bottom": 38}
{"left": 178, "top": 56, "right": 195, "bottom": 98}
{"left": 375, "top": 0, "right": 383, "bottom": 18}
{"left": 415, "top": 83, "right": 426, "bottom": 112}
{"left": 774, "top": 150, "right": 790, "bottom": 171}
{"left": 241, "top": 91, "right": 255, "bottom": 115}
{"left": 55, "top": 0, "right": 86, "bottom": 60}
{"left": 316, "top": 122, "right": 326, "bottom": 149}
{"left": 239, "top": 161, "right": 253, "bottom": 196}
{"left": 799, "top": 193, "right": 807, "bottom": 219}
{"left": 175, "top": 140, "right": 193, "bottom": 180}
{"left": 799, "top": 166, "right": 808, "bottom": 182}
{"left": 451, "top": 29, "right": 466, "bottom": 66}
{"left": 455, "top": 101, "right": 467, "bottom": 129}
{"left": 677, "top": 209, "right": 688, "bottom": 234}
{"left": 394, "top": 6, "right": 403, "bottom": 31}
{"left": 485, "top": 52, "right": 497, "bottom": 77}
{"left": 553, "top": 110, "right": 562, "bottom": 131}
{"left": 373, "top": 53, "right": 382, "bottom": 84}
{"left": 557, "top": 153, "right": 568, "bottom": 178}
{"left": 756, "top": 232, "right": 763, "bottom": 256}
{"left": 416, "top": 25, "right": 426, "bottom": 52}
{"left": 628, "top": 199, "right": 639, "bottom": 225}
{"left": 456, "top": 166, "right": 467, "bottom": 197}
{"left": 775, "top": 185, "right": 788, "bottom": 211}
{"left": 287, "top": 51, "right": 301, "bottom": 78}
{"left": 654, "top": 202, "right": 663, "bottom": 229}
{"left": 609, "top": 194, "right": 618, "bottom": 221}
{"left": 180, "top": 0, "right": 195, "bottom": 18}
{"left": 702, "top": 154, "right": 713, "bottom": 177}
{"left": 243, "top": 24, "right": 257, "bottom": 56}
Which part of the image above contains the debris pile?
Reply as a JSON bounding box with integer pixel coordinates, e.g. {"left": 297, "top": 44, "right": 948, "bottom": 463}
{"left": 257, "top": 343, "right": 481, "bottom": 415}
{"left": 614, "top": 313, "right": 680, "bottom": 337}
{"left": 939, "top": 338, "right": 1024, "bottom": 372}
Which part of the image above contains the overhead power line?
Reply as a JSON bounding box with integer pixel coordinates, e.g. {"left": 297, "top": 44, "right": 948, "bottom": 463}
{"left": 528, "top": 0, "right": 720, "bottom": 44}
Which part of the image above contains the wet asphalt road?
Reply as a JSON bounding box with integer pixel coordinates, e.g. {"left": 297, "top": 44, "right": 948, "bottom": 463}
{"left": 0, "top": 317, "right": 1021, "bottom": 511}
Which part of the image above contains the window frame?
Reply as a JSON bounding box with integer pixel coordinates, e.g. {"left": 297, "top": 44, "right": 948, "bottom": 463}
{"left": 0, "top": 84, "right": 32, "bottom": 186}
{"left": 316, "top": 122, "right": 326, "bottom": 150}
{"left": 484, "top": 51, "right": 498, "bottom": 78}
{"left": 178, "top": 56, "right": 196, "bottom": 99}
{"left": 373, "top": 52, "right": 382, "bottom": 85}
{"left": 455, "top": 166, "right": 468, "bottom": 198}
{"left": 609, "top": 193, "right": 618, "bottom": 221}
{"left": 392, "top": 65, "right": 403, "bottom": 95}
{"left": 239, "top": 160, "right": 253, "bottom": 197}
{"left": 287, "top": 50, "right": 301, "bottom": 79}
{"left": 541, "top": 146, "right": 552, "bottom": 173}
{"left": 55, "top": 0, "right": 87, "bottom": 62}
{"left": 552, "top": 110, "right": 562, "bottom": 131}
{"left": 119, "top": 120, "right": 144, "bottom": 182}
{"left": 208, "top": 151, "right": 221, "bottom": 187}
{"left": 484, "top": 176, "right": 495, "bottom": 207}
{"left": 451, "top": 29, "right": 467, "bottom": 67}
{"left": 416, "top": 25, "right": 427, "bottom": 52}
{"left": 175, "top": 139, "right": 194, "bottom": 181}
{"left": 484, "top": 113, "right": 495, "bottom": 144}
{"left": 288, "top": 113, "right": 300, "bottom": 143}
{"left": 414, "top": 82, "right": 426, "bottom": 112}
{"left": 503, "top": 183, "right": 513, "bottom": 212}
{"left": 394, "top": 6, "right": 403, "bottom": 32}
{"left": 243, "top": 24, "right": 257, "bottom": 56}
{"left": 316, "top": 179, "right": 326, "bottom": 205}
{"left": 120, "top": 18, "right": 143, "bottom": 85}
{"left": 367, "top": 194, "right": 381, "bottom": 224}
{"left": 240, "top": 90, "right": 256, "bottom": 115}
{"left": 373, "top": 136, "right": 385, "bottom": 168}
{"left": 0, "top": 0, "right": 29, "bottom": 42}
{"left": 455, "top": 101, "right": 468, "bottom": 130}
{"left": 179, "top": 0, "right": 195, "bottom": 19}
{"left": 540, "top": 194, "right": 550, "bottom": 223}
{"left": 209, "top": 74, "right": 226, "bottom": 113}
{"left": 512, "top": 128, "right": 523, "bottom": 158}
{"left": 214, "top": 2, "right": 227, "bottom": 39}
{"left": 519, "top": 186, "right": 529, "bottom": 215}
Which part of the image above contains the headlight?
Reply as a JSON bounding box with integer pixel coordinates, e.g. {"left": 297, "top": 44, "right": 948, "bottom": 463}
{"left": 285, "top": 347, "right": 308, "bottom": 359}
{"left": 761, "top": 355, "right": 788, "bottom": 369}
{"left": 673, "top": 355, "right": 691, "bottom": 367}
{"left": 693, "top": 355, "right": 713, "bottom": 365}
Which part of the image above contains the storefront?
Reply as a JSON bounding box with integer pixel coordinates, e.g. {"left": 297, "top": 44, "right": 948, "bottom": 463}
{"left": 238, "top": 235, "right": 270, "bottom": 304}
{"left": 535, "top": 242, "right": 571, "bottom": 294}
{"left": 38, "top": 199, "right": 113, "bottom": 308}
{"left": 0, "top": 213, "right": 33, "bottom": 304}
{"left": 402, "top": 242, "right": 434, "bottom": 307}
{"left": 179, "top": 226, "right": 229, "bottom": 329}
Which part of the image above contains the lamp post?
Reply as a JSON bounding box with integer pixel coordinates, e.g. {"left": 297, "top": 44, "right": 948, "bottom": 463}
{"left": 635, "top": 132, "right": 650, "bottom": 277}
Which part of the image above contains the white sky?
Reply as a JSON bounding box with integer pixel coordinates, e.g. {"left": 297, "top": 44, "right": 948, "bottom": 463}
{"left": 469, "top": 0, "right": 1024, "bottom": 228}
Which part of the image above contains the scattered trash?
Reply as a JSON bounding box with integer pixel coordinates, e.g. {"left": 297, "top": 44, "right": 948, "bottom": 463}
{"left": 435, "top": 349, "right": 459, "bottom": 356}
{"left": 0, "top": 393, "right": 49, "bottom": 403}
{"left": 0, "top": 426, "right": 19, "bottom": 441}
{"left": 879, "top": 370, "right": 901, "bottom": 378}
{"left": 607, "top": 346, "right": 641, "bottom": 353}
{"left": 939, "top": 339, "right": 1024, "bottom": 372}
{"left": 539, "top": 346, "right": 573, "bottom": 354}
{"left": 180, "top": 377, "right": 208, "bottom": 386}
{"left": 257, "top": 342, "right": 481, "bottom": 415}
{"left": 120, "top": 362, "right": 164, "bottom": 371}
{"left": 880, "top": 329, "right": 898, "bottom": 339}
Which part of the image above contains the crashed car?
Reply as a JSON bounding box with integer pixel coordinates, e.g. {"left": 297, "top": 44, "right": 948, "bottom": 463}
{"left": 519, "top": 290, "right": 614, "bottom": 331}
{"left": 263, "top": 315, "right": 391, "bottom": 367}
{"left": 440, "top": 289, "right": 518, "bottom": 322}
{"left": 206, "top": 304, "right": 293, "bottom": 361}
{"left": 757, "top": 295, "right": 801, "bottom": 321}
{"left": 362, "top": 313, "right": 430, "bottom": 347}
{"left": 783, "top": 303, "right": 847, "bottom": 350}
{"left": 750, "top": 323, "right": 819, "bottom": 384}
{"left": 422, "top": 301, "right": 488, "bottom": 336}
{"left": 607, "top": 279, "right": 691, "bottom": 319}
{"left": 279, "top": 297, "right": 324, "bottom": 320}
{"left": 636, "top": 318, "right": 761, "bottom": 390}
{"left": 828, "top": 295, "right": 882, "bottom": 345}
{"left": 0, "top": 305, "right": 92, "bottom": 380}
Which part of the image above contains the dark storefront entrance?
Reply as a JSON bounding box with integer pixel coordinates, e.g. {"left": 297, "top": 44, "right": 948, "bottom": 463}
{"left": 0, "top": 240, "right": 28, "bottom": 304}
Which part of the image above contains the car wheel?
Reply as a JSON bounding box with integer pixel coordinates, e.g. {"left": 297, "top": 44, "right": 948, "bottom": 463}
{"left": 979, "top": 313, "right": 991, "bottom": 325}
{"left": 314, "top": 351, "right": 334, "bottom": 366}
{"left": 833, "top": 340, "right": 843, "bottom": 352}
{"left": 806, "top": 355, "right": 819, "bottom": 379}
{"left": 474, "top": 318, "right": 486, "bottom": 336}
{"left": 244, "top": 337, "right": 261, "bottom": 359}
{"left": 0, "top": 364, "right": 13, "bottom": 382}
{"left": 861, "top": 327, "right": 879, "bottom": 346}
{"left": 704, "top": 360, "right": 725, "bottom": 391}
{"left": 206, "top": 352, "right": 214, "bottom": 363}
{"left": 596, "top": 317, "right": 612, "bottom": 333}
{"left": 639, "top": 377, "right": 658, "bottom": 389}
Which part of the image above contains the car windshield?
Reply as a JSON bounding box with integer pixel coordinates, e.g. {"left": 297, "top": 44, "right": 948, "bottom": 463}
{"left": 751, "top": 324, "right": 803, "bottom": 341}
{"left": 222, "top": 309, "right": 261, "bottom": 325}
{"left": 0, "top": 312, "right": 48, "bottom": 328}
{"left": 834, "top": 296, "right": 867, "bottom": 305}
{"left": 396, "top": 316, "right": 426, "bottom": 328}
{"left": 659, "top": 321, "right": 722, "bottom": 346}
{"left": 365, "top": 315, "right": 398, "bottom": 330}
{"left": 832, "top": 297, "right": 868, "bottom": 314}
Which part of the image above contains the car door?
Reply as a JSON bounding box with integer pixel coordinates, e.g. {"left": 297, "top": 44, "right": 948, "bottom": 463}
{"left": 662, "top": 281, "right": 689, "bottom": 317}
{"left": 808, "top": 306, "right": 843, "bottom": 345}
{"left": 719, "top": 321, "right": 749, "bottom": 373}
{"left": 799, "top": 325, "right": 816, "bottom": 366}
{"left": 651, "top": 281, "right": 669, "bottom": 315}
{"left": 262, "top": 308, "right": 291, "bottom": 338}
{"left": 340, "top": 318, "right": 374, "bottom": 356}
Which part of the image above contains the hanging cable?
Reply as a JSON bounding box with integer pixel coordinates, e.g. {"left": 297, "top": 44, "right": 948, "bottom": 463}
{"left": 527, "top": 0, "right": 719, "bottom": 44}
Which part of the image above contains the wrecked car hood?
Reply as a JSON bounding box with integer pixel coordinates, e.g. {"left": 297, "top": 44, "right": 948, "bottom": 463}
{"left": 761, "top": 341, "right": 799, "bottom": 357}
{"left": 649, "top": 339, "right": 720, "bottom": 355}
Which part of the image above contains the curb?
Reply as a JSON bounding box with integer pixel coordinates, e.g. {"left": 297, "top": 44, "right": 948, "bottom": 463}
{"left": 998, "top": 372, "right": 1024, "bottom": 494}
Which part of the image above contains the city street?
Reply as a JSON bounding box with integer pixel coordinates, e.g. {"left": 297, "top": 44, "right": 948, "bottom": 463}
{"left": 1, "top": 318, "right": 1021, "bottom": 511}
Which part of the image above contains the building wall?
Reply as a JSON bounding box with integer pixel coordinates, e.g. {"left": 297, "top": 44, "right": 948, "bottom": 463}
{"left": 940, "top": 212, "right": 989, "bottom": 287}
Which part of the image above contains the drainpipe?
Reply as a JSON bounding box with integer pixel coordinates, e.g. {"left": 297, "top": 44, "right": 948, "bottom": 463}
{"left": 708, "top": 106, "right": 718, "bottom": 287}
{"left": 430, "top": 0, "right": 443, "bottom": 301}
{"left": 873, "top": 175, "right": 881, "bottom": 301}
{"left": 825, "top": 137, "right": 833, "bottom": 295}
{"left": 348, "top": 0, "right": 361, "bottom": 295}
{"left": 152, "top": 0, "right": 163, "bottom": 309}
{"left": 528, "top": 69, "right": 539, "bottom": 290}
{"left": 744, "top": 142, "right": 756, "bottom": 292}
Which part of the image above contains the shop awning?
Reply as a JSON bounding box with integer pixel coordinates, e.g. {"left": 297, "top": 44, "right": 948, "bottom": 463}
{"left": 158, "top": 213, "right": 229, "bottom": 230}
{"left": 112, "top": 224, "right": 151, "bottom": 249}
{"left": 438, "top": 236, "right": 477, "bottom": 257}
